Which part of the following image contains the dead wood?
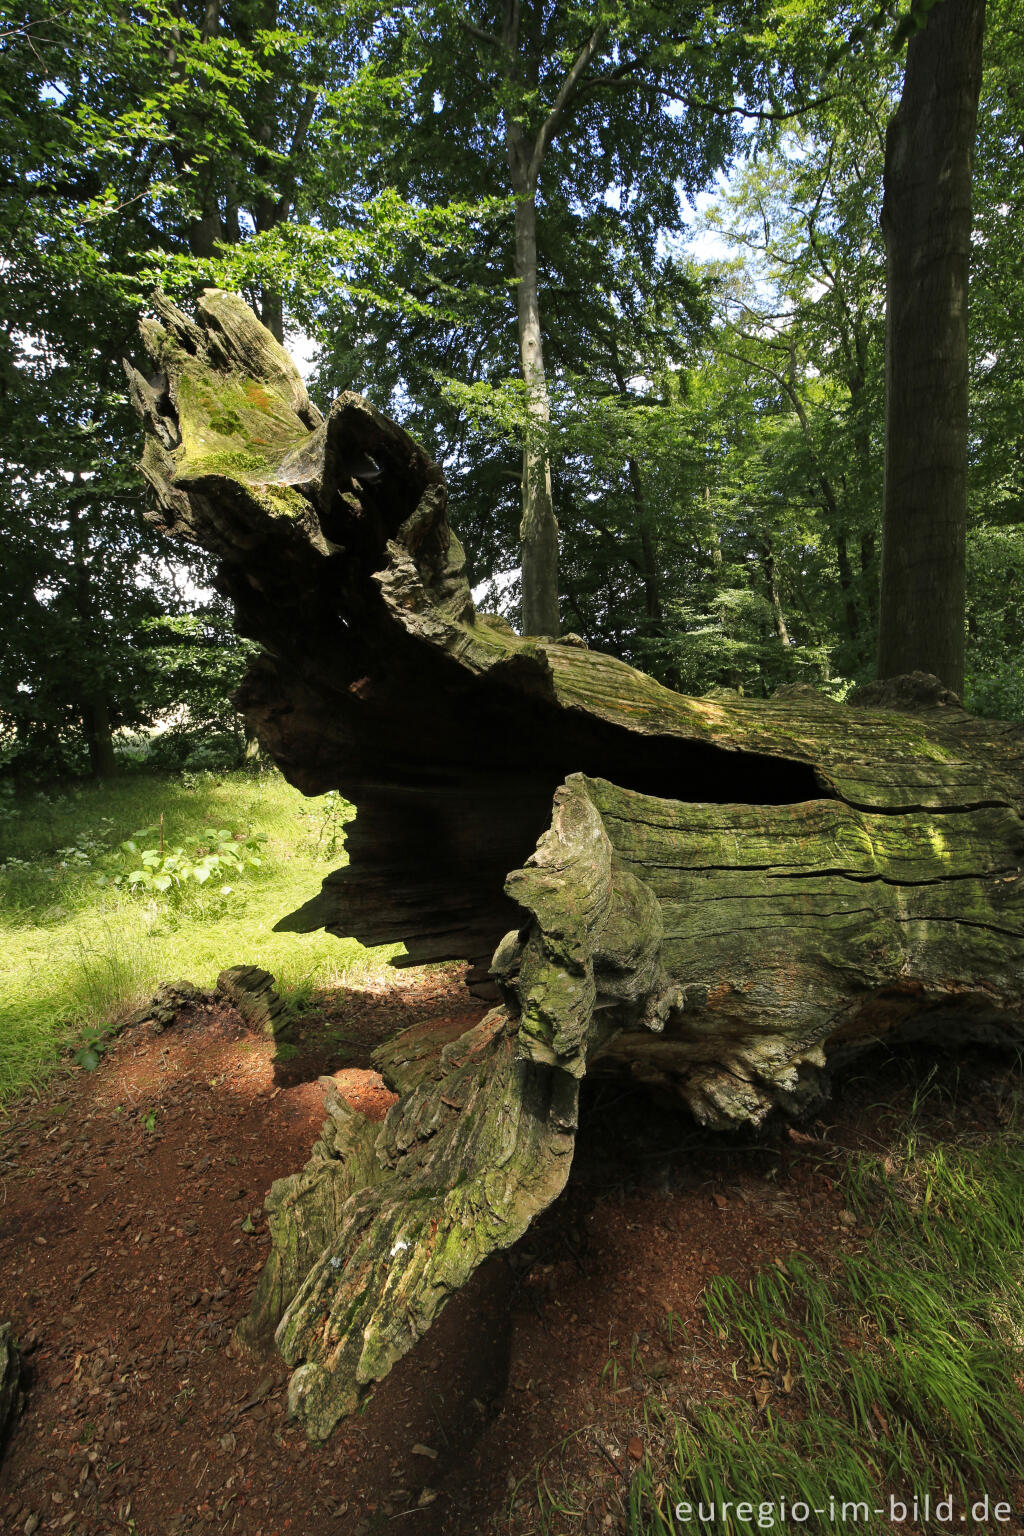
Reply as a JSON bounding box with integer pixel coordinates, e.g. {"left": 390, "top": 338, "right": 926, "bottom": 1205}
{"left": 127, "top": 290, "right": 1024, "bottom": 1440}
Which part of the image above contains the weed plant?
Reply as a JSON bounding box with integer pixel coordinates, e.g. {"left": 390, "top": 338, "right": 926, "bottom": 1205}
{"left": 0, "top": 769, "right": 393, "bottom": 1098}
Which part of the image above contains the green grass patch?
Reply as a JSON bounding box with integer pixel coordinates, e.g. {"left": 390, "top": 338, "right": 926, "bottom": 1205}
{"left": 0, "top": 769, "right": 400, "bottom": 1100}
{"left": 627, "top": 1119, "right": 1024, "bottom": 1534}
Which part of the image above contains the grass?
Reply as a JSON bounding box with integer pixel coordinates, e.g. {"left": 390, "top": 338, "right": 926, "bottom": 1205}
{"left": 0, "top": 767, "right": 401, "bottom": 1100}
{"left": 622, "top": 1107, "right": 1024, "bottom": 1535}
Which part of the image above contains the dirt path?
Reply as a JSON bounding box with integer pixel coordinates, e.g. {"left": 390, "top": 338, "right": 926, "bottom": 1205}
{"left": 2, "top": 974, "right": 1001, "bottom": 1536}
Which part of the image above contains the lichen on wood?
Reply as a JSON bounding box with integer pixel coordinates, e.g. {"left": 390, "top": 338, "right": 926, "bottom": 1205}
{"left": 128, "top": 290, "right": 1024, "bottom": 1441}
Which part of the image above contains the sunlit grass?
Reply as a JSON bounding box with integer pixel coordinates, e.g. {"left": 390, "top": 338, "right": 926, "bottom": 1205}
{"left": 0, "top": 768, "right": 400, "bottom": 1099}
{"left": 624, "top": 1119, "right": 1024, "bottom": 1535}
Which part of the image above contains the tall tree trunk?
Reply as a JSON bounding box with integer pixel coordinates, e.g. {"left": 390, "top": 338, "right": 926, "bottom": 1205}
{"left": 877, "top": 0, "right": 986, "bottom": 695}
{"left": 68, "top": 488, "right": 116, "bottom": 778}
{"left": 637, "top": 513, "right": 661, "bottom": 625}
{"left": 707, "top": 485, "right": 724, "bottom": 569}
{"left": 259, "top": 288, "right": 285, "bottom": 346}
{"left": 780, "top": 345, "right": 862, "bottom": 647}
{"left": 179, "top": 0, "right": 224, "bottom": 264}
{"left": 613, "top": 363, "right": 660, "bottom": 628}
{"left": 761, "top": 541, "right": 791, "bottom": 646}
{"left": 500, "top": 9, "right": 603, "bottom": 641}
{"left": 860, "top": 528, "right": 878, "bottom": 629}
{"left": 250, "top": 0, "right": 286, "bottom": 347}
{"left": 835, "top": 531, "right": 861, "bottom": 642}
{"left": 83, "top": 695, "right": 117, "bottom": 779}
{"left": 513, "top": 193, "right": 559, "bottom": 636}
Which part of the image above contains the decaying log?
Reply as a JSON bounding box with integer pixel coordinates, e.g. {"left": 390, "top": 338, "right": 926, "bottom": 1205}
{"left": 0, "top": 1323, "right": 22, "bottom": 1454}
{"left": 217, "top": 964, "right": 291, "bottom": 1037}
{"left": 128, "top": 290, "right": 1024, "bottom": 1441}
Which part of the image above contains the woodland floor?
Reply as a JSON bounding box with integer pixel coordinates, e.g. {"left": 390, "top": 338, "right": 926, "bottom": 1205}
{"left": 1, "top": 970, "right": 1020, "bottom": 1536}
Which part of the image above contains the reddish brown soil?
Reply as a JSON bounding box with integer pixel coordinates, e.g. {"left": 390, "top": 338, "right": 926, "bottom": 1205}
{"left": 0, "top": 974, "right": 1015, "bottom": 1536}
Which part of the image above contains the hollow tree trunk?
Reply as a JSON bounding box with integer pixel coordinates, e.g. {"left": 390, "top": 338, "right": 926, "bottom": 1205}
{"left": 127, "top": 291, "right": 1024, "bottom": 1444}
{"left": 877, "top": 0, "right": 987, "bottom": 695}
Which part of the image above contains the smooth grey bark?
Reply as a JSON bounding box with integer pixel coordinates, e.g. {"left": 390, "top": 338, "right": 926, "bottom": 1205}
{"left": 761, "top": 540, "right": 791, "bottom": 646}
{"left": 499, "top": 10, "right": 603, "bottom": 637}
{"left": 511, "top": 190, "right": 559, "bottom": 636}
{"left": 877, "top": 0, "right": 987, "bottom": 695}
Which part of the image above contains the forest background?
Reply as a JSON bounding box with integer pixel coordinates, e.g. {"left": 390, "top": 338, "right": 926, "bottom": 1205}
{"left": 1, "top": 0, "right": 1023, "bottom": 785}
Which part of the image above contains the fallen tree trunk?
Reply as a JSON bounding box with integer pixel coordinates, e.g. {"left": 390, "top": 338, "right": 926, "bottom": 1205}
{"left": 127, "top": 290, "right": 1024, "bottom": 1442}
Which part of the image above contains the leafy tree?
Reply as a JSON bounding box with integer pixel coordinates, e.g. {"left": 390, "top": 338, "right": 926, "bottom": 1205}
{"left": 969, "top": 0, "right": 1024, "bottom": 533}
{"left": 0, "top": 0, "right": 412, "bottom": 774}
{"left": 0, "top": 365, "right": 249, "bottom": 777}
{"left": 965, "top": 526, "right": 1024, "bottom": 718}
{"left": 330, "top": 0, "right": 873, "bottom": 634}
{"left": 694, "top": 69, "right": 892, "bottom": 680}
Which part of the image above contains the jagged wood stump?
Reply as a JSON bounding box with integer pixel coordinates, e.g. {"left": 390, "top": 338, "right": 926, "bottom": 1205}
{"left": 127, "top": 290, "right": 1024, "bottom": 1441}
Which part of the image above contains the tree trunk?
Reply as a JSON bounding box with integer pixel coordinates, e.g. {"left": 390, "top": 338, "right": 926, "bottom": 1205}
{"left": 834, "top": 531, "right": 860, "bottom": 643}
{"left": 633, "top": 467, "right": 661, "bottom": 627}
{"left": 627, "top": 454, "right": 680, "bottom": 689}
{"left": 877, "top": 0, "right": 987, "bottom": 695}
{"left": 760, "top": 540, "right": 791, "bottom": 646}
{"left": 260, "top": 291, "right": 285, "bottom": 347}
{"left": 513, "top": 193, "right": 559, "bottom": 636}
{"left": 127, "top": 290, "right": 1024, "bottom": 1445}
{"left": 68, "top": 488, "right": 117, "bottom": 778}
{"left": 83, "top": 694, "right": 117, "bottom": 779}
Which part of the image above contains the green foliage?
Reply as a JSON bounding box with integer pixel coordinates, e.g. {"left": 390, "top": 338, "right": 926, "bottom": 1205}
{"left": 0, "top": 769, "right": 399, "bottom": 1101}
{"left": 302, "top": 789, "right": 355, "bottom": 860}
{"left": 72, "top": 1025, "right": 110, "bottom": 1073}
{"left": 313, "top": 0, "right": 788, "bottom": 636}
{"left": 653, "top": 591, "right": 837, "bottom": 698}
{"left": 0, "top": 0, "right": 469, "bottom": 777}
{"left": 965, "top": 525, "right": 1024, "bottom": 719}
{"left": 3, "top": 0, "right": 1022, "bottom": 727}
{"left": 971, "top": 0, "right": 1024, "bottom": 535}
{"left": 112, "top": 821, "right": 266, "bottom": 896}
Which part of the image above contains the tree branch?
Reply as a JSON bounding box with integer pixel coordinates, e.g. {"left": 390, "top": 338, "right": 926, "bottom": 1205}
{"left": 528, "top": 24, "right": 605, "bottom": 186}
{"left": 271, "top": 84, "right": 320, "bottom": 225}
{"left": 457, "top": 15, "right": 504, "bottom": 50}
{"left": 579, "top": 70, "right": 833, "bottom": 122}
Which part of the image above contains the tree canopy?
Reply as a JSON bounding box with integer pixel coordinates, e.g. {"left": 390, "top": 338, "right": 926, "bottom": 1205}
{"left": 2, "top": 0, "right": 1023, "bottom": 778}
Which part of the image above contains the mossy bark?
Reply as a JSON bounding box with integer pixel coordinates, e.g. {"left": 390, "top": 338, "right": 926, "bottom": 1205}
{"left": 128, "top": 291, "right": 1024, "bottom": 1442}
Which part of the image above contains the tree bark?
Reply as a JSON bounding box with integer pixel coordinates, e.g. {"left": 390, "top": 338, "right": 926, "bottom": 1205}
{"left": 512, "top": 192, "right": 559, "bottom": 635}
{"left": 498, "top": 12, "right": 602, "bottom": 637}
{"left": 834, "top": 530, "right": 861, "bottom": 642}
{"left": 877, "top": 0, "right": 987, "bottom": 695}
{"left": 83, "top": 694, "right": 117, "bottom": 779}
{"left": 127, "top": 291, "right": 1024, "bottom": 1444}
{"left": 760, "top": 540, "right": 791, "bottom": 646}
{"left": 68, "top": 488, "right": 117, "bottom": 778}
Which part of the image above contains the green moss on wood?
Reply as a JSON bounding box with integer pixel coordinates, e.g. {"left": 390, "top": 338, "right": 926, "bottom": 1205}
{"left": 176, "top": 366, "right": 309, "bottom": 483}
